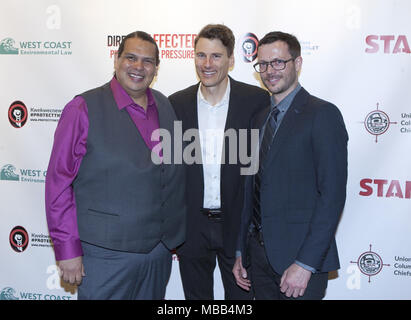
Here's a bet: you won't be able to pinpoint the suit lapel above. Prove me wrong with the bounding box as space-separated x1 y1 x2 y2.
184 83 205 201
255 105 272 134
179 83 204 170
182 84 200 130
221 78 246 183
263 88 310 167
224 77 238 132
155 92 171 132
221 78 237 175
152 90 177 163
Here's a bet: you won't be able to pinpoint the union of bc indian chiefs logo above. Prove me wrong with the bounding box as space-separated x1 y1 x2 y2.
362 103 397 143
350 244 390 282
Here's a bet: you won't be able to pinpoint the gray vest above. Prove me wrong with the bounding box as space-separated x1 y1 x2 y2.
73 82 186 253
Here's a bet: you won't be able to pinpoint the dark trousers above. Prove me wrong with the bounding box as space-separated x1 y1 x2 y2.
178 215 253 300
248 233 328 300
78 241 172 300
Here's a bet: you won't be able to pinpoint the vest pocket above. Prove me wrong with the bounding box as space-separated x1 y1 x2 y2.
82 208 121 245
87 208 119 217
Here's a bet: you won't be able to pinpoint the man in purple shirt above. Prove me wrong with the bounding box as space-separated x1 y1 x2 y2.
45 31 186 299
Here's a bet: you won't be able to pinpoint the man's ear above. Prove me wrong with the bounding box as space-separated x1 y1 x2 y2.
114 52 119 71
229 54 235 70
154 62 159 77
294 56 303 74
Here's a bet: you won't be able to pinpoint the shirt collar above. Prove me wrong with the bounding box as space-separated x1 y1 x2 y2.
271 82 302 113
110 76 155 111
198 77 231 108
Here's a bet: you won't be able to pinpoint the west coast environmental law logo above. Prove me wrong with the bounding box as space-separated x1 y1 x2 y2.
8 101 28 128
350 244 390 283
361 103 397 142
0 37 72 55
0 285 73 300
9 226 29 253
0 164 47 183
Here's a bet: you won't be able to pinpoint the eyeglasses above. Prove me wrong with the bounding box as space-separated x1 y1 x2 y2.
253 58 294 73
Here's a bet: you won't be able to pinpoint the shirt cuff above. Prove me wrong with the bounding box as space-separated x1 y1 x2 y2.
295 260 316 273
53 238 83 261
236 250 242 258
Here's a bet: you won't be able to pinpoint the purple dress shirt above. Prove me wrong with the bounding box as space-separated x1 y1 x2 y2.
45 77 161 261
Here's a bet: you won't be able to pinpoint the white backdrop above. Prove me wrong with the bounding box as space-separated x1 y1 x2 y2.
1 0 410 300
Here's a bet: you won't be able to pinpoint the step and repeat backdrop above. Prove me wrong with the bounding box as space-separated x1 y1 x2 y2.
1 0 410 300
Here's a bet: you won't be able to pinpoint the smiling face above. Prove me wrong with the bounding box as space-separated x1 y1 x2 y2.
114 37 158 102
194 37 234 90
257 40 302 103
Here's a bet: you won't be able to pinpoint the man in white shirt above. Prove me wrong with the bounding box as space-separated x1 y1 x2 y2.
169 24 270 300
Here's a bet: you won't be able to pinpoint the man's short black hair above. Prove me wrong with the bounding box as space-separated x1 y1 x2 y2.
117 31 160 65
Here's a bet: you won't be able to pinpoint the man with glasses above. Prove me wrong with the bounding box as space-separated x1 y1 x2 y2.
233 31 348 300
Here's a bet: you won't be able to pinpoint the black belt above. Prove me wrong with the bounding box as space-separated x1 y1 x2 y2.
249 225 265 246
201 208 223 221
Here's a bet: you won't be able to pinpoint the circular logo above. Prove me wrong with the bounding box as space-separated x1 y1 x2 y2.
9 226 29 253
8 101 28 128
357 251 383 276
364 110 390 136
241 33 259 63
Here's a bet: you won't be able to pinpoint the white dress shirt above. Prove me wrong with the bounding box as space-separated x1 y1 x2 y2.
197 78 230 209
